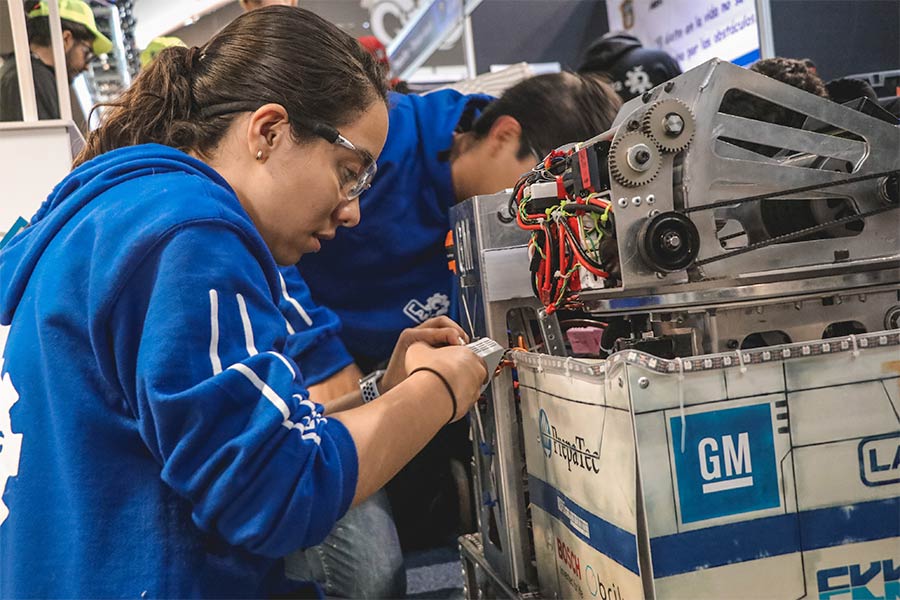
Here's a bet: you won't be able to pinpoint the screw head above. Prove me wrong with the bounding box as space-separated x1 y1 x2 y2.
662 231 683 250
627 143 654 171
638 377 650 388
618 197 628 208
663 113 685 136
646 194 656 204
632 196 642 206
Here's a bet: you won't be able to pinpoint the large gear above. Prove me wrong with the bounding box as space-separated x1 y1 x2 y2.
641 98 696 152
609 130 662 187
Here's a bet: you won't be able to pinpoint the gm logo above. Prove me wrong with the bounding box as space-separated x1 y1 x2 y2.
671 403 780 523
539 409 552 458
858 432 900 487
816 559 899 600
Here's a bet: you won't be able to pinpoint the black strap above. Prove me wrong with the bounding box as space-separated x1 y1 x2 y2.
409 367 457 426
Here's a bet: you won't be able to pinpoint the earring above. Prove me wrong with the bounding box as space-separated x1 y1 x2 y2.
255 150 263 161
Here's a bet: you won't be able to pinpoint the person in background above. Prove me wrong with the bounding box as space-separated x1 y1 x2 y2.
0 0 111 121
720 57 829 139
825 77 879 104
0 6 487 598
298 72 621 548
358 35 409 93
140 36 186 69
577 31 681 102
750 57 828 99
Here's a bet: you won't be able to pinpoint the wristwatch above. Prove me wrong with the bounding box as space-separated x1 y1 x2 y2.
359 369 387 404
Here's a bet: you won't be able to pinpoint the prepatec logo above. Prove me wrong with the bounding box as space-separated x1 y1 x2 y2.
537 409 600 474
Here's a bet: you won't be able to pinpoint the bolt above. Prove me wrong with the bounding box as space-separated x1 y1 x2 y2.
656 272 665 279
618 197 628 208
663 113 685 136
649 209 660 217
632 196 642 206
638 377 650 388
627 120 640 131
642 91 652 103
662 231 682 250
627 143 653 171
646 193 656 204
664 81 675 92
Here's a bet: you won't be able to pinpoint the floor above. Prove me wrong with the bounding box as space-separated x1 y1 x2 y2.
404 544 466 599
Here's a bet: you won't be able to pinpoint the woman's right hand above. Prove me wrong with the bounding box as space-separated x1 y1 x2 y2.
404 341 488 423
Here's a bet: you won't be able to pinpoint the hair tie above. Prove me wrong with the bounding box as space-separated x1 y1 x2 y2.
187 46 203 68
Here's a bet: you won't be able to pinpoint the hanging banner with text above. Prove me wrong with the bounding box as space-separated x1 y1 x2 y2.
607 0 764 72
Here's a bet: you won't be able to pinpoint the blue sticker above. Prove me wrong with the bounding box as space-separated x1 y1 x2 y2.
671 403 780 524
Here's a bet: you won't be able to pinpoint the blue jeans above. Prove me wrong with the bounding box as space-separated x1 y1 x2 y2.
285 489 406 598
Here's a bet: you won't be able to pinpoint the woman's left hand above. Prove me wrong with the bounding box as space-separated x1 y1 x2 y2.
380 316 469 393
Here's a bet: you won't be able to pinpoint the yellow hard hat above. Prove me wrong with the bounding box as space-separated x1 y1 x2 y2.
28 0 114 56
140 36 188 68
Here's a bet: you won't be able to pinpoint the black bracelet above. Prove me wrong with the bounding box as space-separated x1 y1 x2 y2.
409 367 457 426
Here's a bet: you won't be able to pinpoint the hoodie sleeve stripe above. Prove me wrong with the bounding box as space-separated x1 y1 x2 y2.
208 289 223 375
279 273 313 327
235 293 258 357
226 362 293 424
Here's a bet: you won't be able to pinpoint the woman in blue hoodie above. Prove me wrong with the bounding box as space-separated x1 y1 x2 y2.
0 6 486 598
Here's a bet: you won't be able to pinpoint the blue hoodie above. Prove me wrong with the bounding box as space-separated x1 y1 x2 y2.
299 90 493 365
0 144 358 598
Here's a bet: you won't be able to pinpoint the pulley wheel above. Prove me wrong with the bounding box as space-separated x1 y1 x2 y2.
638 212 700 272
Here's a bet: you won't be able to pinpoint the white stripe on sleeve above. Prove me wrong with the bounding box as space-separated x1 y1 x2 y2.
236 293 258 357
279 273 313 327
209 289 222 375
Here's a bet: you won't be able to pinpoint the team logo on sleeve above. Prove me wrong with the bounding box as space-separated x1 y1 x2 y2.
0 356 23 526
403 293 450 324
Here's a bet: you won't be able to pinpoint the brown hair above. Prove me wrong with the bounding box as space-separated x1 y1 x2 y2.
74 6 388 167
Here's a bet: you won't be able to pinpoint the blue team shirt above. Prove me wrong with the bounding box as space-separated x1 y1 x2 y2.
299 90 493 364
0 144 357 597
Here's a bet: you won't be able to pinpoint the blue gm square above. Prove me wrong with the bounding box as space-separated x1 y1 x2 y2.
670 403 780 524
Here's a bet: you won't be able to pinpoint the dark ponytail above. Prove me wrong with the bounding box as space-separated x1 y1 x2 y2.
74 6 388 167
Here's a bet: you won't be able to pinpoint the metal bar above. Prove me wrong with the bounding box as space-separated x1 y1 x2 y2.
46 0 73 122
462 15 476 79
716 113 867 165
538 309 567 356
685 168 898 213
755 0 775 59
458 534 523 600
7 0 38 121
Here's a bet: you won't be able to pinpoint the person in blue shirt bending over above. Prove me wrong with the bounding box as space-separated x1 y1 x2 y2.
0 6 486 598
298 70 622 548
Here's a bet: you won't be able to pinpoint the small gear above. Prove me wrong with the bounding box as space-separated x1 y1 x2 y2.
641 98 695 152
609 130 662 187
